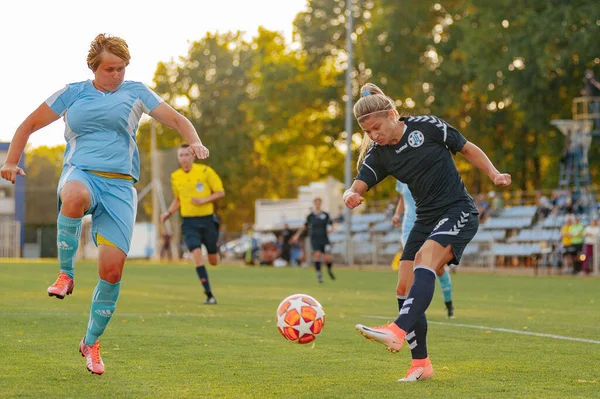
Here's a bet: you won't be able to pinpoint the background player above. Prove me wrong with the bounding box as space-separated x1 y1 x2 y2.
161 143 225 304
292 198 335 283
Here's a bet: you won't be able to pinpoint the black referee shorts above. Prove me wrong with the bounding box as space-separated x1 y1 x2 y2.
181 215 220 254
401 205 479 266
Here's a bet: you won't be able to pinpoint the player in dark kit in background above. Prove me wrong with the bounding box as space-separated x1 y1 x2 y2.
346 83 511 382
292 198 335 283
278 223 294 264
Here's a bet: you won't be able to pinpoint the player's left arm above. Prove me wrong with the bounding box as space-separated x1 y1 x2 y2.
149 102 209 160
460 142 511 187
326 213 335 234
433 117 511 187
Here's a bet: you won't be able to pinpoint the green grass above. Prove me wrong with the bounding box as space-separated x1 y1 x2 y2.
1 261 599 398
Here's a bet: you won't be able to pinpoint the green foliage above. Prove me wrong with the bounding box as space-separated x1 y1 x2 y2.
24 145 65 225
22 1 600 229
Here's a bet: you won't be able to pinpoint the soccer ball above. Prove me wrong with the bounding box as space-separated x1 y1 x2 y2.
276 294 325 344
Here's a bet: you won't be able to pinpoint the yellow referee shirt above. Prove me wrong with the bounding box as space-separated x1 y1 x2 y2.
171 164 224 217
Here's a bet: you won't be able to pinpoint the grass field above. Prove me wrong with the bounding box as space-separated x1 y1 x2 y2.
1 260 599 398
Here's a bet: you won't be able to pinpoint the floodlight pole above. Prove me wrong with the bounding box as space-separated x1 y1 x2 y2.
344 0 354 265
151 120 160 261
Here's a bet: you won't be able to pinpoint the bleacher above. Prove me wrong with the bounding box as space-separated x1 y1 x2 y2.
330 205 564 268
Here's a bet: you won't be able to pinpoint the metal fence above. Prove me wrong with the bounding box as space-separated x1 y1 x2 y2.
0 220 21 258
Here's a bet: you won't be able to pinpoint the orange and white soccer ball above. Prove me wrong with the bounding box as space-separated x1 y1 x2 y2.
276 294 325 344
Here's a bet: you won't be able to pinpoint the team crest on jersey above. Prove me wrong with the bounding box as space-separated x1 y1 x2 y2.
407 131 425 148
196 183 204 192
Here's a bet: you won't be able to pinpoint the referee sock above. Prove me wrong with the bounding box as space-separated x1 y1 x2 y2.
394 267 436 332
195 265 213 297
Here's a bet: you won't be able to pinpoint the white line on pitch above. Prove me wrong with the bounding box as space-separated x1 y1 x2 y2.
361 315 600 345
0 312 222 317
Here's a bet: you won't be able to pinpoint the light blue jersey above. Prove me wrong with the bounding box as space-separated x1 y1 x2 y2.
46 80 163 182
395 181 416 246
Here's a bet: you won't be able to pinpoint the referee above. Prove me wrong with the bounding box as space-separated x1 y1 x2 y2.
162 143 225 304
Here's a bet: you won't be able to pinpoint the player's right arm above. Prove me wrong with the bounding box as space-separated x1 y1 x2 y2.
292 214 312 243
343 180 368 209
392 195 405 227
161 173 181 223
1 103 60 183
344 146 388 209
161 197 181 223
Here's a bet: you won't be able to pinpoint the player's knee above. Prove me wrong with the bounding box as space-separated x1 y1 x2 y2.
60 185 90 215
99 266 123 284
208 254 219 265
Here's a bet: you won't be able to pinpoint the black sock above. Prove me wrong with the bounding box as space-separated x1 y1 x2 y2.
314 261 322 280
397 296 405 313
398 296 428 359
326 263 335 279
445 300 453 310
195 265 212 297
394 267 436 332
407 313 429 359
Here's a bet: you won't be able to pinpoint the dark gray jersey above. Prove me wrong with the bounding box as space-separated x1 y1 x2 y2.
356 115 477 223
305 211 332 241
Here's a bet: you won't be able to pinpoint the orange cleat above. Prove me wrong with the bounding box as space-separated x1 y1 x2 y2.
398 357 434 382
355 322 407 353
79 339 104 375
47 273 74 299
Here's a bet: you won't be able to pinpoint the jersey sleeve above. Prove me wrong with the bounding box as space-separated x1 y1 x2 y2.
206 166 224 193
431 116 467 154
355 146 388 189
45 84 81 116
395 180 406 194
304 214 311 228
136 83 164 114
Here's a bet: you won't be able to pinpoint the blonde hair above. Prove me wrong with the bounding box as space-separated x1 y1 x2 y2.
354 83 399 169
87 34 131 72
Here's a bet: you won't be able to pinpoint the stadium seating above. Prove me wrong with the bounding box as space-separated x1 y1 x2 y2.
381 230 402 243
508 229 561 242
328 205 574 267
497 205 538 218
483 217 533 230
492 243 543 257
471 229 506 243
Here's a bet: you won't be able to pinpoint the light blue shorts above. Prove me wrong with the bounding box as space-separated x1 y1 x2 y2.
57 166 137 255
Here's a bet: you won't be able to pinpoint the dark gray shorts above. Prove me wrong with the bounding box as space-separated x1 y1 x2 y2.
401 205 479 265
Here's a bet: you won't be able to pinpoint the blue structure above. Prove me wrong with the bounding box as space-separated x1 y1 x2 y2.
0 142 25 256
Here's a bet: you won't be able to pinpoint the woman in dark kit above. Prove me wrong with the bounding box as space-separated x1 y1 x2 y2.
345 83 511 382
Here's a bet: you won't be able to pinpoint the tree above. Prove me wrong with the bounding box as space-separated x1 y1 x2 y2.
24 145 64 225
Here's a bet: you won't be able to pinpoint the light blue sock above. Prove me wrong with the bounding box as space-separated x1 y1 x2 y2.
85 279 121 345
438 269 453 303
57 213 82 278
